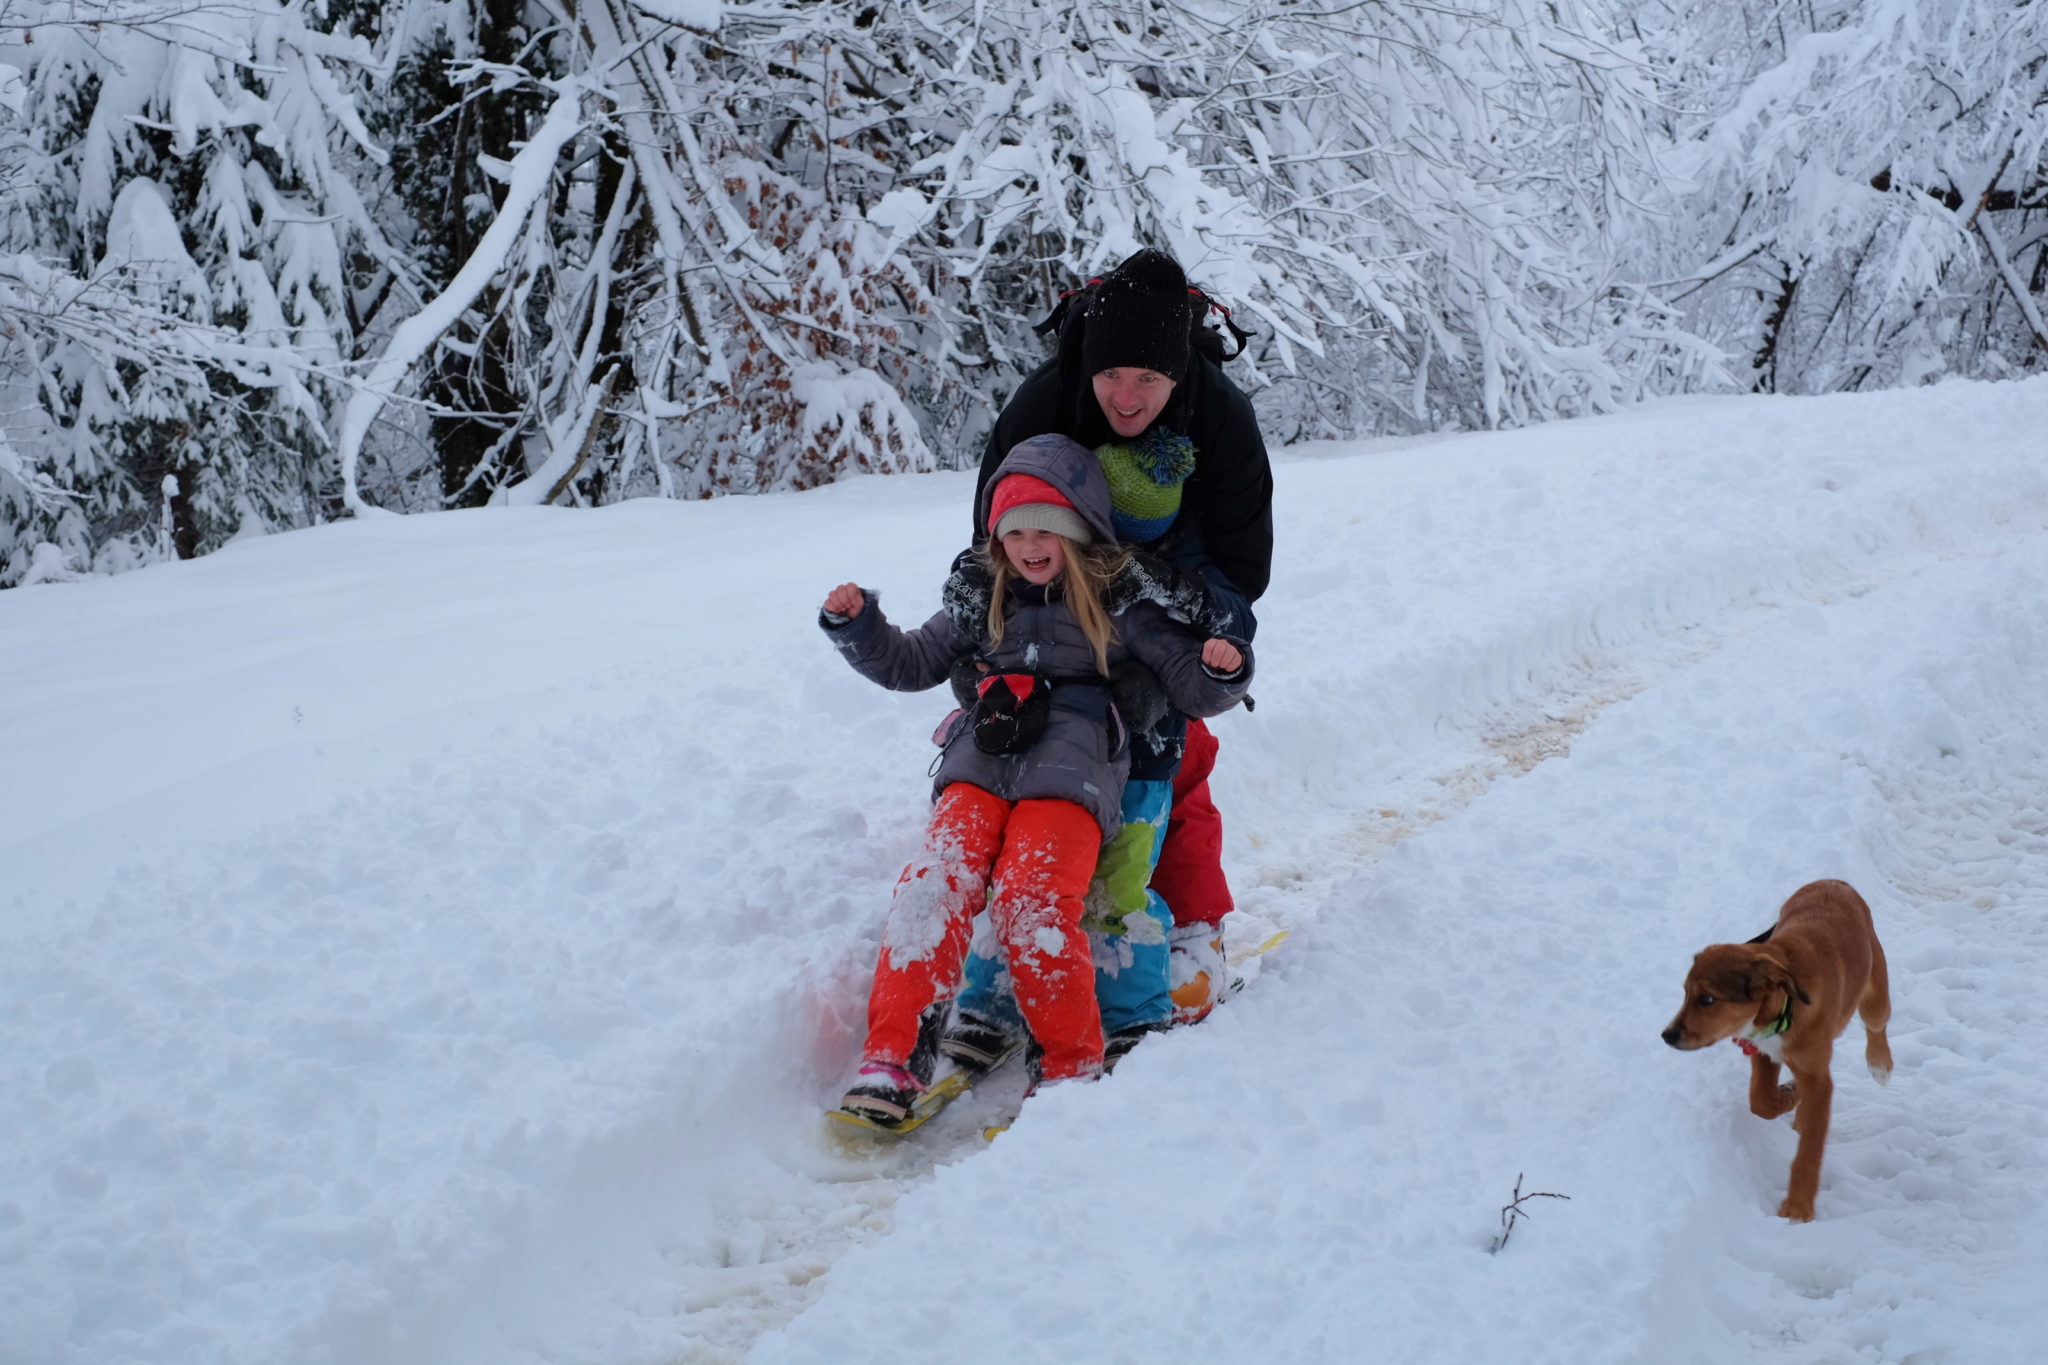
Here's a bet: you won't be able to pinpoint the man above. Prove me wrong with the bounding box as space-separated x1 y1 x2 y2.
977 248 1271 616
944 248 1274 1064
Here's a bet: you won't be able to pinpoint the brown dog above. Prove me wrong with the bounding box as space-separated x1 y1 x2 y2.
1661 879 1894 1222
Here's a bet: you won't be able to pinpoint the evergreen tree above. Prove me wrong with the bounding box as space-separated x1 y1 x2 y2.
0 2 372 584
1637 0 2048 392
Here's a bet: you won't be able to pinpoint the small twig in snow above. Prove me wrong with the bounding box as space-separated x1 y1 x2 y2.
1489 1172 1570 1254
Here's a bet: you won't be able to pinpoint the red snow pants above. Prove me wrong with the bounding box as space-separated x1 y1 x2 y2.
1149 718 1233 928
865 782 1106 1082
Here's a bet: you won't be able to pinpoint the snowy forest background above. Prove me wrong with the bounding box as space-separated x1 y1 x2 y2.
0 0 2043 587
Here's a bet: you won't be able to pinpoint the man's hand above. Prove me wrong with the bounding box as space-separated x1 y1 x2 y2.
823 583 866 618
1202 638 1243 673
942 550 994 634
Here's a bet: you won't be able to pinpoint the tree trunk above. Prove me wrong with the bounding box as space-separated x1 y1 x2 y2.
1751 262 1798 393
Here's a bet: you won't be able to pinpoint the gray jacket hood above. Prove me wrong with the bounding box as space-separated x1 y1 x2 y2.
974 434 1118 546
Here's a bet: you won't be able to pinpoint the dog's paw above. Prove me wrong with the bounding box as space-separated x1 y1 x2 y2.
1869 1063 1892 1085
1775 1197 1816 1223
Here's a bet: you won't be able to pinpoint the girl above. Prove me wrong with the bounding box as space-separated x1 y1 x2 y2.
820 433 1252 1127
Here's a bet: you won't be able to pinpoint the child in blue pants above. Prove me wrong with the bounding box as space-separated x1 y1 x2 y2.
945 776 1177 1070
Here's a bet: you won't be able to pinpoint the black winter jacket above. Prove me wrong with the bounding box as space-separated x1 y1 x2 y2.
972 322 1274 604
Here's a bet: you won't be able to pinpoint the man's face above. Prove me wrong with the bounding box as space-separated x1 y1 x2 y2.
1092 368 1176 438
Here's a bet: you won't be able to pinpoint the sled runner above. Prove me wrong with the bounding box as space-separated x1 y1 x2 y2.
1216 928 1290 1006
979 931 1292 1143
834 932 1289 1139
827 1038 1026 1137
1232 929 1289 968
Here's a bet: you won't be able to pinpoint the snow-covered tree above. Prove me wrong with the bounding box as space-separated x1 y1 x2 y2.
331 0 946 512
1640 0 2048 392
4 0 1728 579
0 1 374 584
606 0 944 499
25 0 2043 585
743 0 1713 443
330 0 1743 510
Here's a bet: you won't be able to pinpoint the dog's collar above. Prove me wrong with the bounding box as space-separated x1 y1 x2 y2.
1733 996 1795 1056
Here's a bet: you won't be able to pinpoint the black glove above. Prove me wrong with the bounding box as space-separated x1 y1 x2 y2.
1113 548 1215 634
948 655 983 710
1109 659 1169 735
941 547 993 637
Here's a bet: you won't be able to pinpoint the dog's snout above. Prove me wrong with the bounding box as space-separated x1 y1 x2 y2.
1660 1024 1683 1048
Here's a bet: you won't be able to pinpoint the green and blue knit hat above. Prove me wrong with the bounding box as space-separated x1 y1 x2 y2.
1095 429 1197 542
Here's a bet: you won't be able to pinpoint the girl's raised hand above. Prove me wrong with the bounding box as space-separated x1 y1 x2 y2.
823 583 866 618
1202 638 1243 673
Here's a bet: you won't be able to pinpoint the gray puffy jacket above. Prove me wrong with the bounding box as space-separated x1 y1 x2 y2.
824 435 1252 839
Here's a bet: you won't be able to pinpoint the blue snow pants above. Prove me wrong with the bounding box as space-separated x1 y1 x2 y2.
955 778 1175 1037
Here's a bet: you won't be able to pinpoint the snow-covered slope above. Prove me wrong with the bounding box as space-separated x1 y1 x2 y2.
5 379 2047 1365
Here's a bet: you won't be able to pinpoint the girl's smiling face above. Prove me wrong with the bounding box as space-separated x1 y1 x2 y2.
1001 527 1067 585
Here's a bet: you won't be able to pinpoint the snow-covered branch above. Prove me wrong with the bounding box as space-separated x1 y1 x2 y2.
335 82 583 514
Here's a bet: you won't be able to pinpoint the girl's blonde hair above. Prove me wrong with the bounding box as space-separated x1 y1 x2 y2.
981 535 1132 674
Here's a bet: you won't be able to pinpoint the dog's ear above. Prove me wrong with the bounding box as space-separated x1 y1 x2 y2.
1746 951 1810 1016
1761 951 1811 1005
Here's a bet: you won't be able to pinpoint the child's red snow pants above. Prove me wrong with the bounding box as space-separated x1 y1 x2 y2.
1149 718 1233 927
865 782 1106 1082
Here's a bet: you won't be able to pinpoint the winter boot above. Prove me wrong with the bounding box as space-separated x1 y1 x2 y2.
939 1008 1020 1073
839 1006 946 1128
1019 1036 1106 1100
1102 1021 1167 1072
1168 921 1236 1025
837 1062 927 1127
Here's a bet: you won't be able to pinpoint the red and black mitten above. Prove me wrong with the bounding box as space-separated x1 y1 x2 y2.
971 673 1052 755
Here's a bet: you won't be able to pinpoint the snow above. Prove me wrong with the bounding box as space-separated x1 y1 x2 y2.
631 0 723 32
7 376 2048 1365
100 179 209 312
